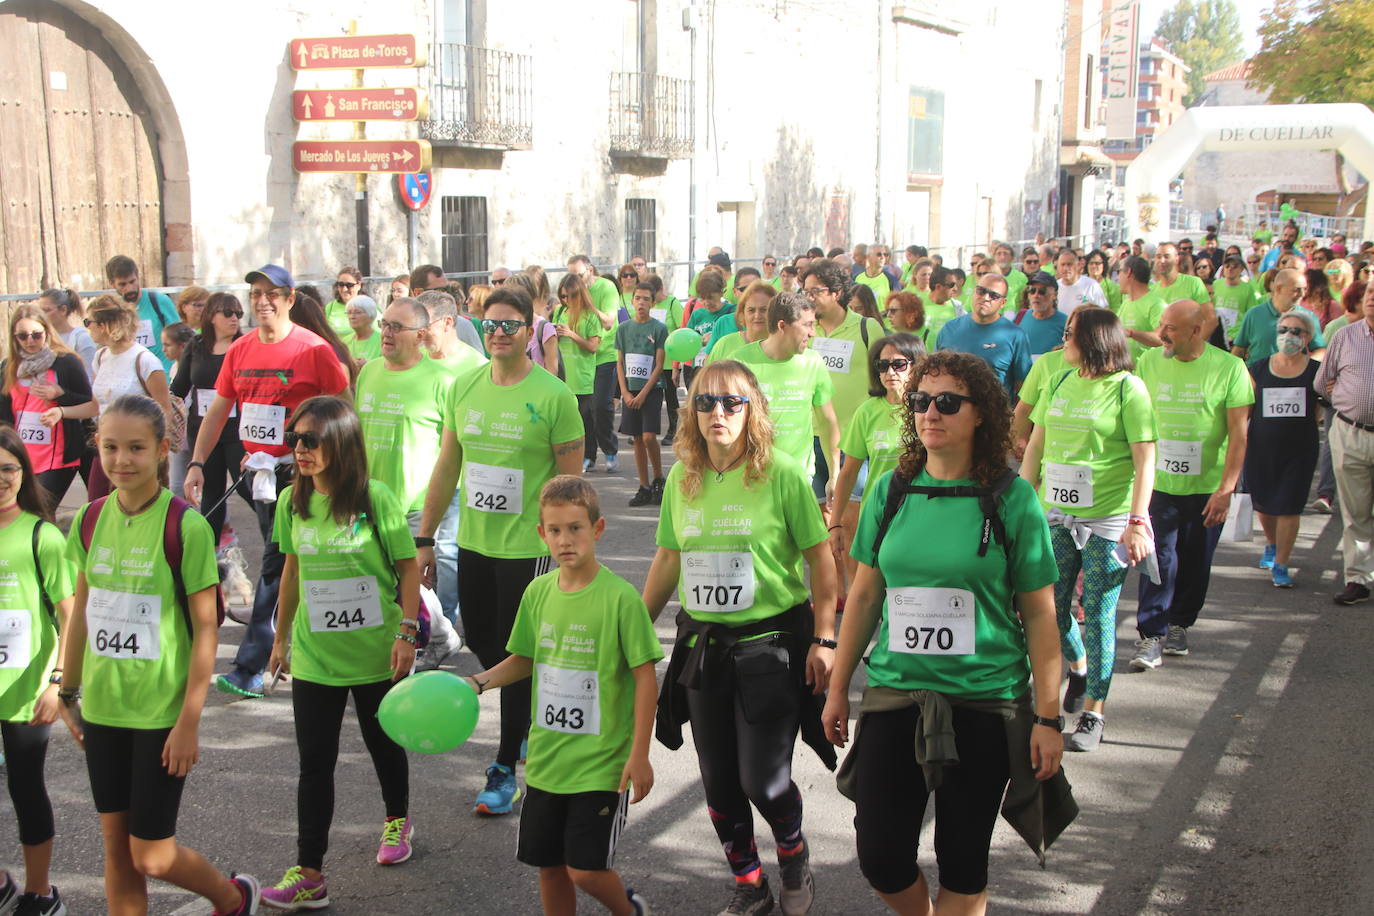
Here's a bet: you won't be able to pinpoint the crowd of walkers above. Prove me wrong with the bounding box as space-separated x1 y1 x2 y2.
0 222 1371 915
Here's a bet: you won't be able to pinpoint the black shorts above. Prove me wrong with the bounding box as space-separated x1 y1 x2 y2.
517 785 628 871
619 387 664 437
83 721 185 841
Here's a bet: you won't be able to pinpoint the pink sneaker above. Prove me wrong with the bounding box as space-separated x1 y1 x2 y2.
376 816 414 865
260 866 328 911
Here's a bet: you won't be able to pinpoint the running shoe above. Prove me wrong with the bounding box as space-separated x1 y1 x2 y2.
627 888 652 916
260 867 327 911
414 631 460 671
376 816 414 865
778 839 814 916
218 874 261 916
474 763 521 815
519 736 528 762
660 431 675 447
1311 495 1334 514
216 668 265 699
1335 582 1370 606
1064 713 1104 752
650 477 666 505
1163 625 1189 657
0 871 19 916
718 877 774 915
582 458 595 473
606 454 620 473
629 486 653 507
1257 544 1276 569
1129 636 1164 671
15 887 66 916
1062 671 1087 715
1272 564 1295 589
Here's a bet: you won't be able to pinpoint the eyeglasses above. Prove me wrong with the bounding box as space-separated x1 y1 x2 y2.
1276 326 1308 337
481 318 528 336
763 260 777 267
249 289 288 302
492 277 508 285
803 287 833 300
285 430 321 450
1025 257 1040 264
1027 287 1050 295
875 357 912 373
1062 329 1075 341
335 281 358 290
0 465 21 478
884 307 908 317
14 331 45 342
906 390 976 415
378 318 425 334
692 393 750 414
975 286 1007 302
82 317 116 327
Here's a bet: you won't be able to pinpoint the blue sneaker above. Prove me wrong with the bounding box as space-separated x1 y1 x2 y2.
216 668 265 699
474 763 520 815
1272 564 1295 588
1257 544 1276 569
519 736 528 762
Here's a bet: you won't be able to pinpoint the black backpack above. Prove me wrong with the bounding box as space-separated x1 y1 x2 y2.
871 466 1019 568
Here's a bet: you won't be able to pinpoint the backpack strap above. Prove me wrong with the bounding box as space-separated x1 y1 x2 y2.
870 470 913 559
31 519 55 625
79 496 109 553
163 495 226 629
859 314 870 349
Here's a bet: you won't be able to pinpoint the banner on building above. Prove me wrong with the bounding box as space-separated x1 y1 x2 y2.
1103 0 1140 140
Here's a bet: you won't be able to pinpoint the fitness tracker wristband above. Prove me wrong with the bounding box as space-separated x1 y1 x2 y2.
414 536 435 548
811 636 838 649
1032 714 1064 730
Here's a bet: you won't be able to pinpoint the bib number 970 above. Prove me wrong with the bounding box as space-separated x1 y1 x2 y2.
903 625 955 652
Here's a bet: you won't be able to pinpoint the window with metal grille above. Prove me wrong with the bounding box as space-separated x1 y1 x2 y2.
625 198 656 262
441 196 488 281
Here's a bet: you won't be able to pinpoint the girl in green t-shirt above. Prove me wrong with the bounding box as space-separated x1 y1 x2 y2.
262 395 420 910
0 426 77 916
554 274 609 470
61 394 259 916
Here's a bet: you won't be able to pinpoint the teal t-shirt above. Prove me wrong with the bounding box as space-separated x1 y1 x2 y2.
356 357 460 513
0 515 74 723
735 341 833 476
1232 301 1326 362
614 317 669 392
684 301 733 366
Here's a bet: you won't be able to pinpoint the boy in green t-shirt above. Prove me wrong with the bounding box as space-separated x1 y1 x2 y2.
465 476 661 916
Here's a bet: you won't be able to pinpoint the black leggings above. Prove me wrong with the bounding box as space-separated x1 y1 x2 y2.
457 549 552 768
2 721 54 846
36 467 79 506
662 377 679 435
292 678 408 871
199 439 252 544
684 638 805 879
853 705 1010 896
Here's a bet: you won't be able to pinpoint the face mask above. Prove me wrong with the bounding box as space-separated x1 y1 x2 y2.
1275 332 1304 355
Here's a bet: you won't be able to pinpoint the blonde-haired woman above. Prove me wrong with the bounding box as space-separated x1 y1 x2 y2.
643 360 838 916
1320 259 1354 327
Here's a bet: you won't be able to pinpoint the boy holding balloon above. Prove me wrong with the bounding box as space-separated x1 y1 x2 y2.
465 475 662 916
615 282 670 507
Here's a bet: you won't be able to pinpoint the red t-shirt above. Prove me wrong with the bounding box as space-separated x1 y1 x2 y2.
214 325 349 456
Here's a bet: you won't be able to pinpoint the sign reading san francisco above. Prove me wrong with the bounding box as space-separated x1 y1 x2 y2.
290 35 425 70
292 88 427 121
292 140 433 174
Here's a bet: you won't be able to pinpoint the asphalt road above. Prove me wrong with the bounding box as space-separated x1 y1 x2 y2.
5 459 1371 915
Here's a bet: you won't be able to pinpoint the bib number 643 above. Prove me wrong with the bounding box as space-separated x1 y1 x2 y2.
543 704 586 731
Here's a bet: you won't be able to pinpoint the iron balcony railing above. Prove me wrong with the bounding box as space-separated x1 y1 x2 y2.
419 43 533 150
609 72 694 159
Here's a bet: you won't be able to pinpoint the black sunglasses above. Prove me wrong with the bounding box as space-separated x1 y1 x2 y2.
975 286 1007 302
906 390 976 415
693 393 750 414
335 281 358 289
875 357 912 373
285 430 321 450
216 308 244 318
14 331 45 342
481 318 528 336
620 273 637 279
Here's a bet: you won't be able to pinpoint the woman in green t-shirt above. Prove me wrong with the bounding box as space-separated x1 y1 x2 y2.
643 360 837 916
553 274 606 470
343 295 381 369
1087 249 1122 313
262 395 420 909
0 426 77 916
1021 308 1157 752
822 352 1064 915
61 395 259 916
707 280 773 364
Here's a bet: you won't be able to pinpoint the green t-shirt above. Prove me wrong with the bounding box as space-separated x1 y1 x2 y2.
1031 370 1157 517
851 470 1058 699
66 491 218 729
1212 279 1261 343
445 364 583 558
684 301 733 366
1002 270 1028 316
706 330 749 364
735 342 833 476
1325 313 1353 337
1018 348 1068 411
1100 277 1123 313
1136 345 1254 496
652 296 684 331
0 515 74 723
275 481 415 687
344 330 382 364
1232 301 1327 362
1118 291 1166 361
814 310 885 438
615 317 669 392
588 277 621 366
854 271 894 304
357 357 459 513
1254 229 1274 245
1152 273 1211 306
656 455 828 627
839 396 905 508
552 306 604 396
325 300 352 337
923 301 965 341
430 343 488 379
709 310 744 351
507 565 664 794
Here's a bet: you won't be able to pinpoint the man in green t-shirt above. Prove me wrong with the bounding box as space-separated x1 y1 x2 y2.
567 255 621 472
1117 256 1165 360
1230 268 1327 363
1211 255 1261 344
1134 299 1253 670
1152 243 1211 308
853 248 896 304
616 284 670 506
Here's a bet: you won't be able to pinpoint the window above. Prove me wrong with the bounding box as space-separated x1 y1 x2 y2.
907 87 945 177
625 198 656 262
440 196 488 281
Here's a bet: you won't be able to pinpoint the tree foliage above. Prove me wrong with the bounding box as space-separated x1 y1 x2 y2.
1153 0 1245 106
1249 0 1374 107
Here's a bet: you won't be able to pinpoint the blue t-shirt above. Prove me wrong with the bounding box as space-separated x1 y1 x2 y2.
1018 310 1068 357
137 289 180 371
935 314 1033 393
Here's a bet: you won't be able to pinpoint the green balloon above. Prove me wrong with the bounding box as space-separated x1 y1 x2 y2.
378 671 479 754
665 327 704 363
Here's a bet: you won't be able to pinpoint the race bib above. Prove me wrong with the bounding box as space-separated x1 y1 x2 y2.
0 609 31 669
17 411 50 445
1216 307 1238 339
1262 387 1306 419
625 352 654 381
1045 462 1094 509
682 552 755 613
650 308 667 324
197 389 236 418
812 337 855 373
86 588 161 661
304 576 384 633
536 663 600 736
239 401 285 446
134 319 154 348
1157 439 1202 476
693 347 708 368
887 587 975 655
466 462 522 514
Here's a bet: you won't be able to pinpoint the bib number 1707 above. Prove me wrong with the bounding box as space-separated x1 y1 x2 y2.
689 584 743 608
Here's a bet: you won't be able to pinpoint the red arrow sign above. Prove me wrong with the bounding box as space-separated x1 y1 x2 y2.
290 35 425 70
293 140 433 174
292 88 427 121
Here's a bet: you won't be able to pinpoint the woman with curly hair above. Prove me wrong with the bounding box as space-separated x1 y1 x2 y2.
822 351 1067 916
643 360 838 916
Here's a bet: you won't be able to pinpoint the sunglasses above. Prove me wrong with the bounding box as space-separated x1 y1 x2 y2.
1276 326 1308 337
875 357 913 373
335 281 358 290
481 318 528 336
763 261 777 267
216 308 244 318
620 273 637 279
906 390 976 415
975 286 1007 302
285 430 321 450
693 393 750 414
14 331 45 342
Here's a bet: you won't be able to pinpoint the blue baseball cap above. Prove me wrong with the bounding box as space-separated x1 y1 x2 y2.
1028 270 1059 291
244 264 295 288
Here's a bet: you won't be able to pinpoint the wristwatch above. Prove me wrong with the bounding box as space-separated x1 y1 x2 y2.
414 536 435 548
1032 714 1064 730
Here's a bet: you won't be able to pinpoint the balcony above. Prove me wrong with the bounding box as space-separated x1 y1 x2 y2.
609 73 694 160
419 43 533 151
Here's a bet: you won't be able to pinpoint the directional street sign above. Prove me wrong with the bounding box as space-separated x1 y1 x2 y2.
292 88 427 121
293 140 433 174
290 35 425 70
